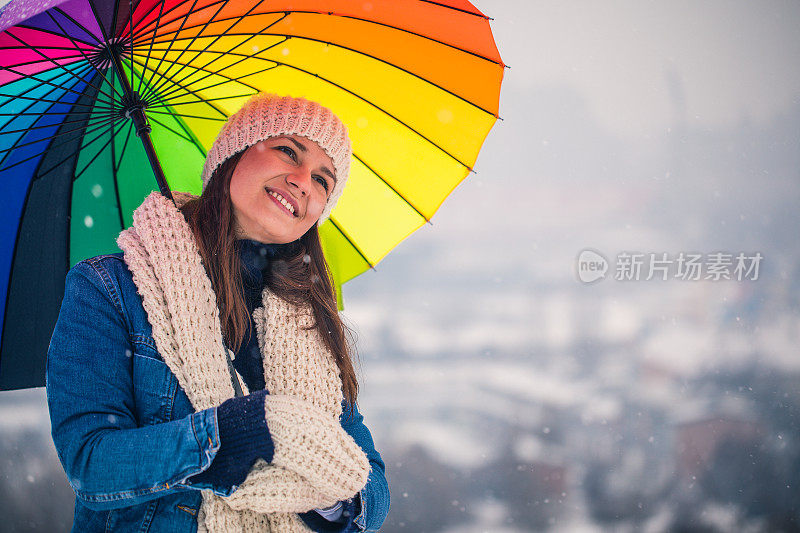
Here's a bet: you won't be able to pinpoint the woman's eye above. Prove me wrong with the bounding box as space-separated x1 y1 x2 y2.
276 145 297 160
314 175 329 191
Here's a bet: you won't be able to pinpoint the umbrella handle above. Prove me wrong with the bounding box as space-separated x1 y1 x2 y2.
125 104 173 203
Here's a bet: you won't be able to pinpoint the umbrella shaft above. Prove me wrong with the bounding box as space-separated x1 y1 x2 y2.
109 50 173 202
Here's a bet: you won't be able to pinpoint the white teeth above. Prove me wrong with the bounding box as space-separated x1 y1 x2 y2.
268 190 295 214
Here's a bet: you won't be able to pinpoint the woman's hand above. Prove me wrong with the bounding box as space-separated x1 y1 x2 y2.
222 394 369 513
188 389 273 490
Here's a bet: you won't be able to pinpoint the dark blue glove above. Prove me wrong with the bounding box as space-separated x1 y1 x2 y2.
188 389 274 490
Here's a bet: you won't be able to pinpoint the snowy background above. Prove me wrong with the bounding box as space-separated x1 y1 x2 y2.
2 0 800 531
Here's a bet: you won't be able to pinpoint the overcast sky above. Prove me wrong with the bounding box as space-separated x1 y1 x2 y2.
484 0 800 137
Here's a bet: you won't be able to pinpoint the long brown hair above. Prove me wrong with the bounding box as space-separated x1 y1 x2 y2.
178 150 360 412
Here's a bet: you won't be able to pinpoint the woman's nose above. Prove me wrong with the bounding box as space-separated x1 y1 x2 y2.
286 167 313 196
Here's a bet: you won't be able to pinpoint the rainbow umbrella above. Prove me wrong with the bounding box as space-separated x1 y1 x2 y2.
0 0 505 390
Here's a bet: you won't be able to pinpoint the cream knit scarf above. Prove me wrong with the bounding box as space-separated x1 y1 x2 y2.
116 191 368 532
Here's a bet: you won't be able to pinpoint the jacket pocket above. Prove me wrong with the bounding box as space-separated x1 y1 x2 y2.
132 352 175 425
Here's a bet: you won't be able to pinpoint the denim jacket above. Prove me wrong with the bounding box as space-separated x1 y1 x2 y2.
46 253 390 532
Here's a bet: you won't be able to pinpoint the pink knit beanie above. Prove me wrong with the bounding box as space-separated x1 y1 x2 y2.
201 93 351 225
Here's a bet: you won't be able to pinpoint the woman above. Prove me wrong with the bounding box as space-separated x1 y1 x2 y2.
46 93 390 532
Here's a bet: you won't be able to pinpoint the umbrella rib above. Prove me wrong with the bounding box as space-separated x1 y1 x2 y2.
9 23 98 48
108 111 122 228
129 0 182 37
0 113 119 137
145 113 194 142
1 35 109 101
150 61 280 105
327 217 376 271
122 58 153 100
0 82 83 168
145 35 287 104
109 117 125 230
72 119 125 181
146 13 288 101
144 93 255 110
138 0 209 103
283 60 475 171
129 0 135 93
0 63 101 134
0 97 117 120
3 29 121 102
149 104 209 159
0 107 116 117
0 113 118 172
143 0 273 102
126 56 232 118
44 10 122 100
145 109 226 121
110 0 122 43
0 44 87 51
114 119 134 173
0 111 118 157
419 0 490 19
308 33 498 117
86 0 112 44
0 63 121 113
136 0 168 96
0 53 88 70
0 64 115 135
29 101 114 183
49 7 107 47
0 87 117 114
132 0 226 43
352 152 431 223
134 10 503 67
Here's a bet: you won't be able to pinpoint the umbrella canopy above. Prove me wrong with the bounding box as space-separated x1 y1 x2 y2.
0 0 505 390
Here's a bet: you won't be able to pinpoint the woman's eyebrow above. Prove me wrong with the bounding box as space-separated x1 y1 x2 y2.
286 137 337 185
287 137 307 153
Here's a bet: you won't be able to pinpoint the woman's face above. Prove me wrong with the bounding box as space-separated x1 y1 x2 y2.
229 135 336 244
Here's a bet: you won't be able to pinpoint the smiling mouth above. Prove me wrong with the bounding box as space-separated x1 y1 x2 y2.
265 188 297 217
